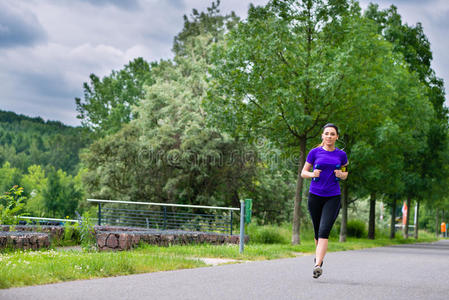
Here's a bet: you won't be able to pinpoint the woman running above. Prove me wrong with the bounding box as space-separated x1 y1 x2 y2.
301 123 348 278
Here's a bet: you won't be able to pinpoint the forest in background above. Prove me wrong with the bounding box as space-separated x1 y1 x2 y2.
1 0 449 244
0 109 89 218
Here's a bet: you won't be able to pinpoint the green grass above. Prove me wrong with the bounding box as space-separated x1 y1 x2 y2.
0 249 206 289
0 229 439 289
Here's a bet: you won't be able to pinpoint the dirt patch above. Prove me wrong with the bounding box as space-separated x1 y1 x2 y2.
196 258 250 266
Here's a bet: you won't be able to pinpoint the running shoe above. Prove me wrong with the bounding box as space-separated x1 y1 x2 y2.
313 264 323 278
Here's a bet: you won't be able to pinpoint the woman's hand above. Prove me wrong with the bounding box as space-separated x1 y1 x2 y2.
301 162 320 179
334 169 343 178
334 167 348 180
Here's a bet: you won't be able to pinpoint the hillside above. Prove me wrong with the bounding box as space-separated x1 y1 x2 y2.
0 110 90 174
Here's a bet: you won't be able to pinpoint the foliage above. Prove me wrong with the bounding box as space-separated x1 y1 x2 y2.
75 57 155 137
0 162 22 195
20 165 47 216
61 221 81 246
247 223 289 244
364 3 448 239
0 110 89 175
81 3 276 213
42 169 83 218
344 219 366 238
205 0 424 243
0 186 27 225
173 0 239 57
79 212 96 252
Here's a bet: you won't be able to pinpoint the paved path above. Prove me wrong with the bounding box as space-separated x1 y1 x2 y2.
1 240 449 300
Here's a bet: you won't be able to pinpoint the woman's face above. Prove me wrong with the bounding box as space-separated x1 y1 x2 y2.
322 127 338 147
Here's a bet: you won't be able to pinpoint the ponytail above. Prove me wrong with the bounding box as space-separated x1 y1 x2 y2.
315 140 325 148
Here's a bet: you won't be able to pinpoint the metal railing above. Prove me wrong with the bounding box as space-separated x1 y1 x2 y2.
87 199 240 235
20 216 79 223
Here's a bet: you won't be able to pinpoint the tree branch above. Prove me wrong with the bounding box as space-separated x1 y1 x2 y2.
276 51 300 77
277 99 301 139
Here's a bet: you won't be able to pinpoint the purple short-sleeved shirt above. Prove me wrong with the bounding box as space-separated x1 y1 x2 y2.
306 146 348 197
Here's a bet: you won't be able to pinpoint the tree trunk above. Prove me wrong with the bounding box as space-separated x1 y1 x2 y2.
292 137 307 245
404 196 411 239
339 183 348 242
368 192 376 239
390 198 396 239
414 200 420 239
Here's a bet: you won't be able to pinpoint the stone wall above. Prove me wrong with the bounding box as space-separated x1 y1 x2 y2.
97 230 249 251
0 225 64 240
0 232 50 250
1 224 249 251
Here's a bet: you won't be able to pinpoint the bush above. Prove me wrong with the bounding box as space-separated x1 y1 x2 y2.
346 219 366 238
247 224 289 244
63 222 80 244
79 212 96 251
0 186 27 225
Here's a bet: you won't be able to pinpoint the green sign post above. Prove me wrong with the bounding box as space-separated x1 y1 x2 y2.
245 199 252 224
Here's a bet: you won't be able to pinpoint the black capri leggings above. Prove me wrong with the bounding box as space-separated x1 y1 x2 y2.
308 193 341 240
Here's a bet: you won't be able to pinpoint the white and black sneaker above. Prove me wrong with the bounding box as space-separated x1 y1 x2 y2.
312 259 323 279
312 264 323 278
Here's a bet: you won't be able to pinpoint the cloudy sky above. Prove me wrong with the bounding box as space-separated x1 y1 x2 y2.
1 0 448 126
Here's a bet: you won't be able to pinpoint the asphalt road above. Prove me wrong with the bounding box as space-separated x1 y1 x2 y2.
1 240 448 300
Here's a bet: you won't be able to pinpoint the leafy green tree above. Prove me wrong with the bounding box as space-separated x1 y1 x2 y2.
81 4 288 219
73 167 89 214
20 165 47 216
0 186 27 225
0 162 22 194
43 169 82 218
82 33 259 208
134 51 260 207
173 0 239 57
365 4 448 239
43 169 62 217
75 57 155 137
205 0 414 244
81 124 149 202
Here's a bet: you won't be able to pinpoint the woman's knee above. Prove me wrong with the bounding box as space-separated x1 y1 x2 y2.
318 230 331 239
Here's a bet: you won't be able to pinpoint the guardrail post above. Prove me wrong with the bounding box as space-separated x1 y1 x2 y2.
98 203 102 226
239 200 245 254
163 206 167 230
230 211 233 235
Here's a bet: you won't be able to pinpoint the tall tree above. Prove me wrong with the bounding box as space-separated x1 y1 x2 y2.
366 4 448 239
82 3 283 218
42 168 82 218
206 0 413 244
173 0 239 57
20 165 47 216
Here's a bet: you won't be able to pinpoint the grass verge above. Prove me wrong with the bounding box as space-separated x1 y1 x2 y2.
0 249 206 289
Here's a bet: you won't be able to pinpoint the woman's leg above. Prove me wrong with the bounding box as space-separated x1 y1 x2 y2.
315 195 341 266
315 238 328 266
308 193 324 244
